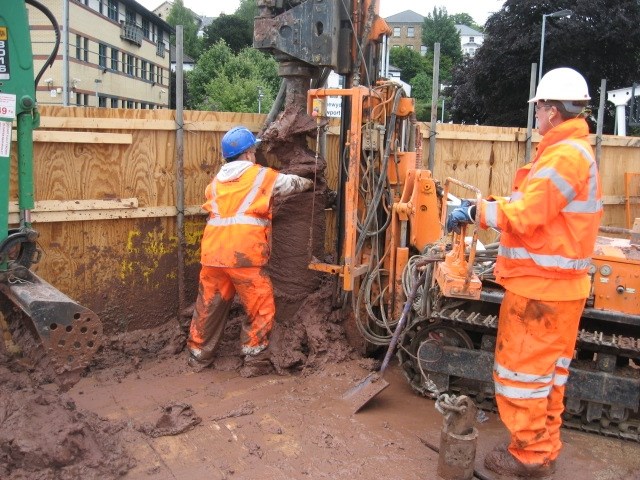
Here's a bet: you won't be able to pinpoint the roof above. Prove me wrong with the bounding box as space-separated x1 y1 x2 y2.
169 44 195 63
455 24 483 36
385 10 425 24
126 0 174 33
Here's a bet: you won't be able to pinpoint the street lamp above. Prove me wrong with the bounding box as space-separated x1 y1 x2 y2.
257 86 264 114
538 9 573 84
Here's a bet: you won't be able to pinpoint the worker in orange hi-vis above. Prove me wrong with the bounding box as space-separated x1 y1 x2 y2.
187 126 313 377
446 67 603 478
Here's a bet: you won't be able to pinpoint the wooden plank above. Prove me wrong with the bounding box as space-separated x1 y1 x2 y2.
423 129 520 142
602 195 640 205
9 198 138 213
38 117 264 132
515 131 640 148
11 130 132 144
8 205 205 224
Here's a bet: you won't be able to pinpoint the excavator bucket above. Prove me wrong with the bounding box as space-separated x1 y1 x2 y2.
0 269 102 378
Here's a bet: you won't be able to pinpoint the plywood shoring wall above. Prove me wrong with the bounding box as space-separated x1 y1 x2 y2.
8 107 640 305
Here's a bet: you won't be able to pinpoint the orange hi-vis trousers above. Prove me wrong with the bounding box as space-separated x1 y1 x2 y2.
187 265 276 364
494 290 584 466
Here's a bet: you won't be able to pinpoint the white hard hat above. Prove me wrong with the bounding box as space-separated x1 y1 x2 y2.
528 67 591 103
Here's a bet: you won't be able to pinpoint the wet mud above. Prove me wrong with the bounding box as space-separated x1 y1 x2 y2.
0 350 134 480
137 402 202 438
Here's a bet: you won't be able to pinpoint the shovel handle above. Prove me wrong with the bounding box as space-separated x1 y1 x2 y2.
379 270 427 374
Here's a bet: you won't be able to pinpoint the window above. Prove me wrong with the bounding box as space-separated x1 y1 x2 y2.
421 45 427 55
156 30 165 57
75 36 89 62
407 27 415 38
107 0 118 21
406 45 413 50
125 7 136 24
111 97 118 108
469 36 475 43
127 100 134 109
98 43 107 68
121 52 127 72
76 93 88 106
110 48 119 70
149 64 155 83
142 18 150 39
140 60 148 81
126 54 134 75
98 96 107 108
75 35 88 61
393 27 400 37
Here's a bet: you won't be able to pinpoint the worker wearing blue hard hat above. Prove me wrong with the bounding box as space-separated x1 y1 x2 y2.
187 126 313 377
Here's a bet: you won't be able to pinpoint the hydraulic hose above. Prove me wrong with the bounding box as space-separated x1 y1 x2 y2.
26 0 60 89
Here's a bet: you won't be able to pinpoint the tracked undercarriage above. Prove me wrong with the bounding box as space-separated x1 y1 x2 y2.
396 231 640 442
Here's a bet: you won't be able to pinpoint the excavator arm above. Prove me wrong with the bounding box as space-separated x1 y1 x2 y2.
0 0 102 384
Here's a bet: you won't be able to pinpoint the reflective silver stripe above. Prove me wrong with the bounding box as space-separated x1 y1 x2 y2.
208 168 270 227
553 374 568 386
533 167 575 204
207 215 269 227
494 361 553 384
484 200 498 228
556 357 572 369
557 140 603 215
237 168 268 215
495 383 551 399
498 246 591 271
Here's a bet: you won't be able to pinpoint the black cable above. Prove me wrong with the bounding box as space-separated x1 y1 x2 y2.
26 0 60 90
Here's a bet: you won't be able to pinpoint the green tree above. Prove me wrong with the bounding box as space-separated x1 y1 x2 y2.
202 14 253 53
186 41 234 108
449 0 640 129
450 13 483 32
422 7 462 63
166 0 202 60
389 47 429 83
235 0 258 26
186 40 278 112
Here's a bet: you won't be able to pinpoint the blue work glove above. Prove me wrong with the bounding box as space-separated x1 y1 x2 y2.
446 200 476 234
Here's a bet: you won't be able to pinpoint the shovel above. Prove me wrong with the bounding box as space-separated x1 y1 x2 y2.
342 270 427 414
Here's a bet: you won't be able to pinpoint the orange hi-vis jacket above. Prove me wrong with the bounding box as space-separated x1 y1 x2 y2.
479 118 603 299
200 164 279 268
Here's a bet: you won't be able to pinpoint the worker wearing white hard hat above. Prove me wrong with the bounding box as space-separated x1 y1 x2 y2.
447 67 603 477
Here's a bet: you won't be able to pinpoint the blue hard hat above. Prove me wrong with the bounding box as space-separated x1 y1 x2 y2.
221 126 261 159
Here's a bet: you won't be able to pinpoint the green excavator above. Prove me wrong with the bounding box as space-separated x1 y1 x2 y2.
0 0 102 383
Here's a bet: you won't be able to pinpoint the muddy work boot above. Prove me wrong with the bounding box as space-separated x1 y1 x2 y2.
484 446 555 478
187 349 212 372
239 347 273 378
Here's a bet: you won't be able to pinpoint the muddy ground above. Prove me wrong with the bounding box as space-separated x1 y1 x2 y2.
2 294 640 480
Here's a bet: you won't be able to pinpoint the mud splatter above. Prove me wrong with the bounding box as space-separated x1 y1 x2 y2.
137 402 202 438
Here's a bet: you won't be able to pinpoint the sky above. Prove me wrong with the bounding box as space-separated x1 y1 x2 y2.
137 0 506 26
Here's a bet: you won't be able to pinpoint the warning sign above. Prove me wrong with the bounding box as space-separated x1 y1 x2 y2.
0 93 16 119
0 121 12 158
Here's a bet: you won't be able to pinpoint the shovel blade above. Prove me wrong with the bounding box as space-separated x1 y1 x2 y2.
342 372 390 414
